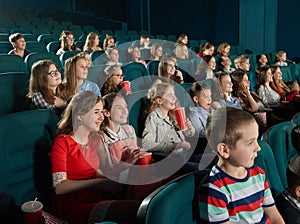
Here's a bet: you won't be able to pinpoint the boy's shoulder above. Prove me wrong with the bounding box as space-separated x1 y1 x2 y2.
209 165 265 183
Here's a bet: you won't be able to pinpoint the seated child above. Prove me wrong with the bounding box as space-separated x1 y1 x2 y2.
142 83 195 162
187 82 214 139
198 107 284 223
275 156 300 223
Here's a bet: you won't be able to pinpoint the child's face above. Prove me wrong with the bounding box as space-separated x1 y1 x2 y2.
14 37 26 50
108 96 128 124
158 86 177 111
194 89 211 110
75 58 88 81
108 49 119 62
240 59 250 71
227 121 260 168
47 63 62 88
110 67 123 86
208 57 216 70
80 101 104 132
220 74 233 94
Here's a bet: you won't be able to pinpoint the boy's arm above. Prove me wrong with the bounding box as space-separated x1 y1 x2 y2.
263 205 285 224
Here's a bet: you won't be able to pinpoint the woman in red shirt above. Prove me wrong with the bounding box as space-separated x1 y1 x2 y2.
50 90 140 224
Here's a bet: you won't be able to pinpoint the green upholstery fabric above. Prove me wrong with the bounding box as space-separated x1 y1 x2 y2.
125 89 148 139
87 64 107 88
0 54 28 74
261 121 298 188
0 110 58 209
174 83 194 107
254 140 285 197
136 172 201 224
24 52 62 75
59 50 81 67
90 50 105 65
46 41 60 53
292 112 300 125
0 72 28 117
37 34 59 45
121 62 151 92
26 41 47 53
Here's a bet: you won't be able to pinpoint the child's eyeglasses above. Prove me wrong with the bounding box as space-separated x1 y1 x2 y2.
48 69 61 77
66 37 75 41
112 74 124 78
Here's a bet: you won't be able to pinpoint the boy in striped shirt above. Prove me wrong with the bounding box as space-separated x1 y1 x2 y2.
198 107 284 223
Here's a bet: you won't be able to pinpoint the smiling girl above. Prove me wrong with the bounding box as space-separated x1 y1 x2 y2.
142 83 195 161
28 60 67 116
63 53 101 101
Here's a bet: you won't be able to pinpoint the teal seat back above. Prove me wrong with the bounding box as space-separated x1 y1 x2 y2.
37 34 59 45
261 121 298 188
280 66 293 81
255 140 285 197
125 89 148 139
146 60 160 82
90 50 106 66
26 41 47 53
122 62 151 92
46 41 60 53
87 64 107 88
0 110 59 208
137 172 199 224
0 54 28 74
24 52 62 74
175 83 194 107
0 72 29 117
0 41 13 54
59 50 81 67
177 59 194 77
292 112 300 125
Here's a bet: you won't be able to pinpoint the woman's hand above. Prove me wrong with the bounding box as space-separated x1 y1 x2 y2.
54 97 66 108
122 147 147 164
183 119 193 136
174 141 191 150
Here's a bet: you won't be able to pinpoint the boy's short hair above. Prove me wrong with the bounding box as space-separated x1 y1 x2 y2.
206 107 256 151
291 125 300 153
9 33 24 44
287 156 300 196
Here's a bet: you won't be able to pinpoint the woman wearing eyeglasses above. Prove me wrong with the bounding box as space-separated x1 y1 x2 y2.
100 65 124 96
28 60 68 117
56 30 81 56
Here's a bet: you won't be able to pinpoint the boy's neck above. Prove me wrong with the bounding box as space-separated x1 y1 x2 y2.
218 159 248 179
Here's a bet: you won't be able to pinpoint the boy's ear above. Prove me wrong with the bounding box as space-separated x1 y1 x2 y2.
295 186 300 198
193 96 199 104
217 143 230 159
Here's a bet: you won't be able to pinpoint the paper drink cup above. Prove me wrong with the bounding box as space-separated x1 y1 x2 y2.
139 152 152 165
281 100 290 108
21 200 43 224
174 107 187 130
120 81 131 94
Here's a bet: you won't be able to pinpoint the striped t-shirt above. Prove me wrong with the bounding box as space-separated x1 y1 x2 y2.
198 165 275 224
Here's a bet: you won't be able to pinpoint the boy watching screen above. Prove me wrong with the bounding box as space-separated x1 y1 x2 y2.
199 107 284 223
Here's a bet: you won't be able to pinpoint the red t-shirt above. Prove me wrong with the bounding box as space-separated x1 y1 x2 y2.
51 134 100 180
